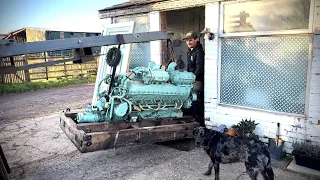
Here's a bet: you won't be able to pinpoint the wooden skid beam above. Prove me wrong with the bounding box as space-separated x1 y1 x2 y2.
59 113 86 151
70 116 194 133
60 113 198 153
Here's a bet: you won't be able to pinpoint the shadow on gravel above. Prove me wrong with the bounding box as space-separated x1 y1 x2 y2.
156 138 196 152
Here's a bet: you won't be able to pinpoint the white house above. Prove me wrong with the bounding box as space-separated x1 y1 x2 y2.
98 0 320 153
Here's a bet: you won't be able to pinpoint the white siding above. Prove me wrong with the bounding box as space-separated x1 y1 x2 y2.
204 0 320 153
149 11 162 65
307 0 320 144
204 2 220 124
92 18 112 105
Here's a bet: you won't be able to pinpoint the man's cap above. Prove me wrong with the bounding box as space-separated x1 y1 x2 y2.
183 31 197 40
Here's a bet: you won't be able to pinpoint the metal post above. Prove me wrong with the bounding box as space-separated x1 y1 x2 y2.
24 55 30 82
63 56 67 78
44 53 48 80
80 63 83 76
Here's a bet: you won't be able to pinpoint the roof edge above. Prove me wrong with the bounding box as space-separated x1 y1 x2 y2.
99 0 168 12
4 28 26 39
4 27 101 39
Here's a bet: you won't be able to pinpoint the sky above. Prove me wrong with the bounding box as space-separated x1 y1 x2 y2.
0 0 126 34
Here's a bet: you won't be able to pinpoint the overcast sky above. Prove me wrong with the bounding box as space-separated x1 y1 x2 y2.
0 0 125 34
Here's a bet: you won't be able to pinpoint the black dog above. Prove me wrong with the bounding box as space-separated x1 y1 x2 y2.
194 127 274 180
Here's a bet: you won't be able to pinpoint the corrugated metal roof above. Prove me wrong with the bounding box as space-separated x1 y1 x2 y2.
99 0 168 11
25 27 100 33
4 27 100 39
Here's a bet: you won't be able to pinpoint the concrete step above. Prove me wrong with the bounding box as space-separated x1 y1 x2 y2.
287 158 320 178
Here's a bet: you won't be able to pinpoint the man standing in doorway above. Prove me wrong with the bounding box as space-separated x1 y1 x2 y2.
183 31 205 127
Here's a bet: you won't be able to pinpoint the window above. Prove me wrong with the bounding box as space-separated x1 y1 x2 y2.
114 15 151 69
222 0 312 35
219 0 313 115
46 31 63 56
220 35 310 114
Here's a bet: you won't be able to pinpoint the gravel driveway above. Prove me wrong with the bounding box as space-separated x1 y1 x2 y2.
0 83 94 123
0 84 317 180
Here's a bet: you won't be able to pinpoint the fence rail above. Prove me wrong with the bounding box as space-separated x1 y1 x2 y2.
0 54 99 83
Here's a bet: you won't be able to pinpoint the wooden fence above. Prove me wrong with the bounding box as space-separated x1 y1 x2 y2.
0 53 99 83
0 56 28 83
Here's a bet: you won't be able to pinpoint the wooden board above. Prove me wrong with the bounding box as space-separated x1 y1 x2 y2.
60 112 198 153
92 21 135 106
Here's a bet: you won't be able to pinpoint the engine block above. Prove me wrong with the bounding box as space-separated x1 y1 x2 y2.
77 62 197 123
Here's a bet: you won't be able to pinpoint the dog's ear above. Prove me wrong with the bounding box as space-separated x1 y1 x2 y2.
199 127 206 137
193 127 198 136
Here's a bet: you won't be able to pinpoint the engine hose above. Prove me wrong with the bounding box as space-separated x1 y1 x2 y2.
133 105 142 111
146 103 155 110
120 67 149 90
97 75 110 98
155 102 161 111
172 102 183 111
111 87 126 98
105 107 110 120
146 102 161 111
109 97 115 120
173 102 178 109
160 103 167 110
139 104 147 111
139 102 170 111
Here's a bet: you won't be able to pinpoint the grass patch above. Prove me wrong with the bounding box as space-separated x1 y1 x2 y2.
0 76 96 94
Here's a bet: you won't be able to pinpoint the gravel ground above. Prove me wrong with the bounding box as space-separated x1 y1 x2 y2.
0 84 318 180
0 83 94 123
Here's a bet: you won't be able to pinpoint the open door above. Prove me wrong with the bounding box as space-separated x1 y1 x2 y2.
92 21 135 106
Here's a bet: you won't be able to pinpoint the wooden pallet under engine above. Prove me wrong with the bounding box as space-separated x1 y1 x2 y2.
59 110 199 153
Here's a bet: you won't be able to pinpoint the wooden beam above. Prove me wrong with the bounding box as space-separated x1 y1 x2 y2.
23 55 30 82
14 72 24 82
0 31 173 58
0 57 81 74
84 122 197 152
59 114 86 151
60 112 198 153
0 39 15 46
74 117 193 133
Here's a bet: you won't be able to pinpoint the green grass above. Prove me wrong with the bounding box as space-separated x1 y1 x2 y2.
0 76 96 94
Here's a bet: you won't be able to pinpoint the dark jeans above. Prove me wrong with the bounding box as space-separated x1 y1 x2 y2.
183 90 205 127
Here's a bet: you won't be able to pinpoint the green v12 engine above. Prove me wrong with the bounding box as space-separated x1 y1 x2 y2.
76 62 197 123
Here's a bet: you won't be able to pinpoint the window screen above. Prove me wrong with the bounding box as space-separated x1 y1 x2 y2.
220 35 310 114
